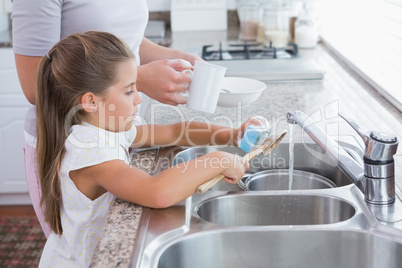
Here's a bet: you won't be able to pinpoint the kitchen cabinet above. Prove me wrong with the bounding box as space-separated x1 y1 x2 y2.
0 48 32 205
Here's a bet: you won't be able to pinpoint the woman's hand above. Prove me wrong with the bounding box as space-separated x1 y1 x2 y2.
136 38 204 106
136 59 194 106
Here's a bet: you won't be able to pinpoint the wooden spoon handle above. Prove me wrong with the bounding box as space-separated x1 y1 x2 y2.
196 174 226 194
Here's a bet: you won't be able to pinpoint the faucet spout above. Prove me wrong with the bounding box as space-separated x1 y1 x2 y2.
286 110 366 193
287 110 398 205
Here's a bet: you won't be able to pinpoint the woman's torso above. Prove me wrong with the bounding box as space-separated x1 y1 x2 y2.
12 0 149 138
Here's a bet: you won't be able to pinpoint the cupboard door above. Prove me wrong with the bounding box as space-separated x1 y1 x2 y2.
0 105 29 193
0 50 32 204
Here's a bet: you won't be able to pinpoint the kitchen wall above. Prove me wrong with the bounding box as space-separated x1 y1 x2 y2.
146 0 237 12
1 0 11 12
0 0 12 31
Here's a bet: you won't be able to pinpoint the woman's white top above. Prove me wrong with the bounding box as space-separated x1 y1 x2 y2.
12 0 148 62
12 0 149 142
39 122 136 267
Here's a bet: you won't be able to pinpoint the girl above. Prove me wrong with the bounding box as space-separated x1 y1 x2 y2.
36 31 256 266
13 0 200 239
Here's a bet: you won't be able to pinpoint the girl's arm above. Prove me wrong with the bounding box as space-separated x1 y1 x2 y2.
70 151 248 208
133 121 238 148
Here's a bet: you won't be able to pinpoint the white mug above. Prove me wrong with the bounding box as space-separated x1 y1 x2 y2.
184 61 227 113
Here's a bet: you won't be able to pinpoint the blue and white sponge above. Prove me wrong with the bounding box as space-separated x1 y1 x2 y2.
238 125 271 153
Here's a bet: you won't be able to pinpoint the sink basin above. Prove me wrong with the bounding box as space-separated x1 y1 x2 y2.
196 194 355 226
172 142 354 191
157 230 402 268
243 169 336 191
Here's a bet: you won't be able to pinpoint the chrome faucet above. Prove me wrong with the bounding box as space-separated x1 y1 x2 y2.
287 110 399 205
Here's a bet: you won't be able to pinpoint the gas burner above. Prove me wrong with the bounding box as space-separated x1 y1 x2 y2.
202 41 298 61
207 51 233 60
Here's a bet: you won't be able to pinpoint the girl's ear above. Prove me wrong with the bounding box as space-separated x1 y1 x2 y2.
81 92 98 112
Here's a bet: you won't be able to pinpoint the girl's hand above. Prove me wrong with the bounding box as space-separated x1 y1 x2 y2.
234 115 270 147
220 153 250 184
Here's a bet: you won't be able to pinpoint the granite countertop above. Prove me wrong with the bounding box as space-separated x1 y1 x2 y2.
90 149 157 267
90 38 402 266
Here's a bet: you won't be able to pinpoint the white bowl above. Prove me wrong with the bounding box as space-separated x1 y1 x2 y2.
217 77 267 108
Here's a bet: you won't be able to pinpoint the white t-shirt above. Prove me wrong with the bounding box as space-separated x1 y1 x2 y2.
12 0 149 140
39 122 136 267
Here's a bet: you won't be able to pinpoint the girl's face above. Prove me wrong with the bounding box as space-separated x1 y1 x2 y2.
99 59 142 132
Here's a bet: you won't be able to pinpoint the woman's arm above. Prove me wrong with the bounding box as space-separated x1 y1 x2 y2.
14 38 196 105
139 37 202 65
14 54 42 104
133 122 238 148
13 0 62 104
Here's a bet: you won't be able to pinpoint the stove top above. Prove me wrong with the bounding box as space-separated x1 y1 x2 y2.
202 41 298 61
201 41 324 81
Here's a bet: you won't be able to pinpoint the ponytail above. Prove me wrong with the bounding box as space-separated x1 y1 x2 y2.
36 55 68 235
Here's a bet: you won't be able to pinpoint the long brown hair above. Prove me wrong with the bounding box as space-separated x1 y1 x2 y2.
36 31 135 235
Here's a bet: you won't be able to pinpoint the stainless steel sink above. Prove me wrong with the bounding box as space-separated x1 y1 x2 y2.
157 229 402 268
172 140 355 191
196 194 355 226
131 137 402 268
